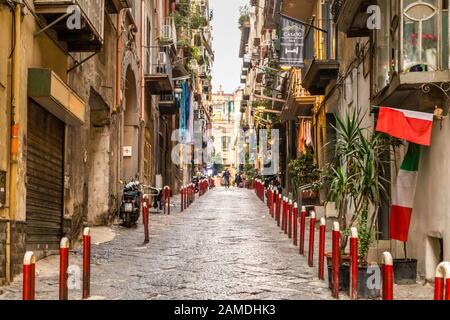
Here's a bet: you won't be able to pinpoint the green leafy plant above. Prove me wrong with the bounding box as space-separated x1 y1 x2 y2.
238 5 251 29
191 13 208 29
288 151 320 199
324 109 397 263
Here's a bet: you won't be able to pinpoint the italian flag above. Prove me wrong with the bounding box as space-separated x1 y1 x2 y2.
390 143 421 242
376 107 434 146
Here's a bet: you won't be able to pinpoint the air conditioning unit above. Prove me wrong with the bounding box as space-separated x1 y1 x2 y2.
158 52 167 65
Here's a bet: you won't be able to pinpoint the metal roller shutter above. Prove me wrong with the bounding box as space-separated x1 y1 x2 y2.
26 100 65 251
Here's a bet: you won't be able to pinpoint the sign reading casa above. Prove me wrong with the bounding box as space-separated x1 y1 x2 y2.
279 17 305 67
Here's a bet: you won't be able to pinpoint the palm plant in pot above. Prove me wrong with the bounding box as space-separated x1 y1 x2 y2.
324 109 396 298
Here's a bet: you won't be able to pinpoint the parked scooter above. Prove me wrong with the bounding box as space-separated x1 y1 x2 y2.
119 180 142 228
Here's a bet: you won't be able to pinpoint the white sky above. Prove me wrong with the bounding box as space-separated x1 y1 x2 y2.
210 0 249 94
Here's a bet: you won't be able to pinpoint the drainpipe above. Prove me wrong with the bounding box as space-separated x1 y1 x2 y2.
116 10 123 193
141 0 145 122
7 2 22 284
116 10 123 112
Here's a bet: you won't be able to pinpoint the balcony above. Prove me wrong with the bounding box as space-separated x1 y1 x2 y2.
301 22 339 96
34 0 104 52
159 95 177 115
105 0 132 14
302 60 339 95
331 0 375 38
282 79 316 121
263 0 281 30
159 17 178 52
145 47 174 95
372 1 450 113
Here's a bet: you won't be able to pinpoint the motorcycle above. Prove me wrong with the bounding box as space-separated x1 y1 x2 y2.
119 180 142 227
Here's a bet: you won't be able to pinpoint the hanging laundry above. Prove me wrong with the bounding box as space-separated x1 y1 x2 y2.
305 120 312 147
297 119 305 154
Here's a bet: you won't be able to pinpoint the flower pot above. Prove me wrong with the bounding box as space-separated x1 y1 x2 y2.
393 259 418 285
343 263 381 299
301 190 318 200
327 263 350 292
326 254 350 292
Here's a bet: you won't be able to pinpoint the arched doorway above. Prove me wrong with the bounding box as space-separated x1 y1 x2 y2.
122 67 140 181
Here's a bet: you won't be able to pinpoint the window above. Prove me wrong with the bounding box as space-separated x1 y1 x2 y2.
401 0 450 71
374 0 391 93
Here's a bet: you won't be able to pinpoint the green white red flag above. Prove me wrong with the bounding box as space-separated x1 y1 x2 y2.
376 107 434 146
390 143 421 242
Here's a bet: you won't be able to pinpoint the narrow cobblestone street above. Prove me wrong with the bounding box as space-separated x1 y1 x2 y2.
0 188 334 300
0 187 435 300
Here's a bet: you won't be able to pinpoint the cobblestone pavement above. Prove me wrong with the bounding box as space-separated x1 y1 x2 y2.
0 187 434 300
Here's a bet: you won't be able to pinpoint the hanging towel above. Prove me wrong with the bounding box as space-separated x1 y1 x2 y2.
298 119 305 154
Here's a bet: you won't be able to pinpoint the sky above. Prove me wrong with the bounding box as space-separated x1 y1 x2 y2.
210 0 249 94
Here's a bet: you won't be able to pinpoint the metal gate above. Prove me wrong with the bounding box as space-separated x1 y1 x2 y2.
26 100 65 251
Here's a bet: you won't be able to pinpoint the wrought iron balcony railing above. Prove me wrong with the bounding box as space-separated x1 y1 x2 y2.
331 0 345 23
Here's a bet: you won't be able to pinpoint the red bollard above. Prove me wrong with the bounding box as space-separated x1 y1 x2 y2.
163 187 167 214
167 186 171 215
434 261 450 300
288 200 293 238
22 251 36 300
83 228 91 299
299 206 307 255
282 197 287 232
143 195 150 244
308 211 316 267
332 222 340 299
164 186 171 215
350 227 358 300
269 189 277 218
59 237 70 300
180 186 184 212
382 252 394 300
318 218 326 280
293 203 298 246
276 194 281 226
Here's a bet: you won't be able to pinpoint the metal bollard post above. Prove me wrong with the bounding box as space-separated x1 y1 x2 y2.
22 251 36 300
276 194 281 226
350 227 358 300
293 203 298 246
83 228 91 299
143 195 150 244
269 189 277 218
288 200 293 238
163 186 167 214
382 252 394 300
59 237 70 300
318 218 326 280
308 211 316 267
299 206 307 255
166 186 171 215
180 186 184 212
282 197 287 232
332 222 340 299
434 261 450 300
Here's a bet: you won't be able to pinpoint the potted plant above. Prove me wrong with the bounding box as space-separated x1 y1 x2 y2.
287 150 320 201
323 110 397 299
393 244 418 285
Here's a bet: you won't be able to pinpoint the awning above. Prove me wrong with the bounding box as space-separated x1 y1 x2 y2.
28 68 86 125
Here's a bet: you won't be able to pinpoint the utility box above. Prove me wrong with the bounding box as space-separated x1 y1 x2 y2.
0 170 6 208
